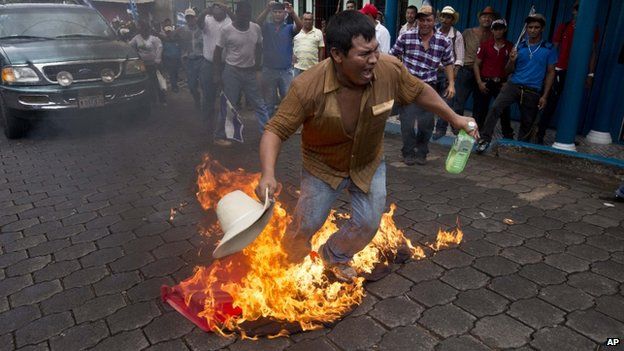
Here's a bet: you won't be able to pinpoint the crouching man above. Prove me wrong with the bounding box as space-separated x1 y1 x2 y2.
255 11 478 282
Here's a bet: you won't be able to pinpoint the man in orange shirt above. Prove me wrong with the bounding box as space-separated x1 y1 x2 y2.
255 11 477 281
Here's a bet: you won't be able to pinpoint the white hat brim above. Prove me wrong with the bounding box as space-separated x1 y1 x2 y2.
212 194 274 259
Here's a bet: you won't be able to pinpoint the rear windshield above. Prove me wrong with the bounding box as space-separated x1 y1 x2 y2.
0 7 115 39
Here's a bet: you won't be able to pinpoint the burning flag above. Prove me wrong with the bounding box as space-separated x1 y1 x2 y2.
162 156 463 337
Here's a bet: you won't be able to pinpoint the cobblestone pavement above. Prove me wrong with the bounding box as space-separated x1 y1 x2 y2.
1 93 623 351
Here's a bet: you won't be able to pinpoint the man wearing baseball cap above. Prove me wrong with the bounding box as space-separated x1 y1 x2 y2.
472 19 514 137
360 4 391 54
476 13 557 153
441 6 498 139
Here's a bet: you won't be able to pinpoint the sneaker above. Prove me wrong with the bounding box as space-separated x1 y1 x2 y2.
326 262 358 282
415 154 427 165
403 155 416 166
475 140 490 154
432 130 446 140
213 139 232 147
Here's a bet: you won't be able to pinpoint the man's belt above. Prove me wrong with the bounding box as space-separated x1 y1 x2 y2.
482 77 504 83
517 84 540 94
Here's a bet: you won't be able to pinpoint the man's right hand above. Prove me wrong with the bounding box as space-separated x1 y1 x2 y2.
477 81 488 93
256 175 280 200
509 48 518 62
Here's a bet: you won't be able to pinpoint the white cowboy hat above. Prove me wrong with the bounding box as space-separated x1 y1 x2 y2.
213 189 274 259
440 6 460 25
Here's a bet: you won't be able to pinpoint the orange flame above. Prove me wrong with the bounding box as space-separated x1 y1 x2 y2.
179 156 462 336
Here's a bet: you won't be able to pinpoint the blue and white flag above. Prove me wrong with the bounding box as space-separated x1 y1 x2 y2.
127 0 139 22
220 92 244 143
176 12 187 27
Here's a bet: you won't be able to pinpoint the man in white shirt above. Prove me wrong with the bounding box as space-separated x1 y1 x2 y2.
293 12 325 75
214 1 270 142
359 4 390 54
433 6 465 139
398 5 417 37
197 1 233 144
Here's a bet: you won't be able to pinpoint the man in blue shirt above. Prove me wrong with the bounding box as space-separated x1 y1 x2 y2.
256 1 302 117
476 13 557 153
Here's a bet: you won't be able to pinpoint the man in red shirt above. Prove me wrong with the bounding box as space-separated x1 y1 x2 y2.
473 19 514 138
536 0 597 144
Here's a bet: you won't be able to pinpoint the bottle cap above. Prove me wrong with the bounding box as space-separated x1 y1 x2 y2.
467 121 477 131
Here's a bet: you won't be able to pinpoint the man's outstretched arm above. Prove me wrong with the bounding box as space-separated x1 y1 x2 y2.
256 131 283 199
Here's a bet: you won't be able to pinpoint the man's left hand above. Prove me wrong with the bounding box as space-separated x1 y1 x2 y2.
444 85 456 99
284 1 294 13
538 96 547 110
453 115 480 140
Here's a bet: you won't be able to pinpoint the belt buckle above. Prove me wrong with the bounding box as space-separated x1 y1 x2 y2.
492 77 501 83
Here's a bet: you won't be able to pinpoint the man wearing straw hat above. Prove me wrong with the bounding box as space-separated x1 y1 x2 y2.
256 10 478 282
432 5 464 140
476 13 557 153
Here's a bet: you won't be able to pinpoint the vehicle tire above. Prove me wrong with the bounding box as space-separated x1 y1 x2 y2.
0 98 28 139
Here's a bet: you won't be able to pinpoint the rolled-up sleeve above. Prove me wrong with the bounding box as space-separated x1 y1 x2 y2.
389 34 404 58
454 32 465 66
396 61 425 105
264 82 307 141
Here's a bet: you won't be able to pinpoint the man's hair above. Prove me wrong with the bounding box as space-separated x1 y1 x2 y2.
406 5 417 12
303 11 313 16
346 0 356 5
236 1 251 13
271 2 285 10
326 10 375 55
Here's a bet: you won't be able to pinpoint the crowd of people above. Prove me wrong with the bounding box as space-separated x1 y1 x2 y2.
114 1 594 159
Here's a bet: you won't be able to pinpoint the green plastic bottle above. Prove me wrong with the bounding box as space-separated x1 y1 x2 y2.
445 129 476 174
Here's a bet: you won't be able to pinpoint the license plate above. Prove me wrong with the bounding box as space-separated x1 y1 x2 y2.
78 95 105 109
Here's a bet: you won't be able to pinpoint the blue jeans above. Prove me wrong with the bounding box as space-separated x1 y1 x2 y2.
282 162 387 265
434 70 454 134
399 103 435 158
262 67 293 117
221 65 270 134
184 57 205 107
293 68 304 77
200 61 222 139
454 65 477 115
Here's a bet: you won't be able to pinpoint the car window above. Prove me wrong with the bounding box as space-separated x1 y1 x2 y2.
0 7 115 39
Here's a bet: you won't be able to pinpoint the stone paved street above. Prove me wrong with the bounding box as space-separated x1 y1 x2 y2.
1 94 623 351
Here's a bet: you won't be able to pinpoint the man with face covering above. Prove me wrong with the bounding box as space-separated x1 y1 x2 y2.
214 1 269 134
256 11 478 282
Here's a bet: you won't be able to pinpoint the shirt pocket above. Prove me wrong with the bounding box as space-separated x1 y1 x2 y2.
371 99 394 117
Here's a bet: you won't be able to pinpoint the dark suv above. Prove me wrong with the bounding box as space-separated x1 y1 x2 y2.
0 3 149 138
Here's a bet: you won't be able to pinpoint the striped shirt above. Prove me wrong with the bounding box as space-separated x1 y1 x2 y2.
265 55 425 192
390 29 454 83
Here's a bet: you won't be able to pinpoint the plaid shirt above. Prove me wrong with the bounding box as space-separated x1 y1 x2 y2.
390 29 454 83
